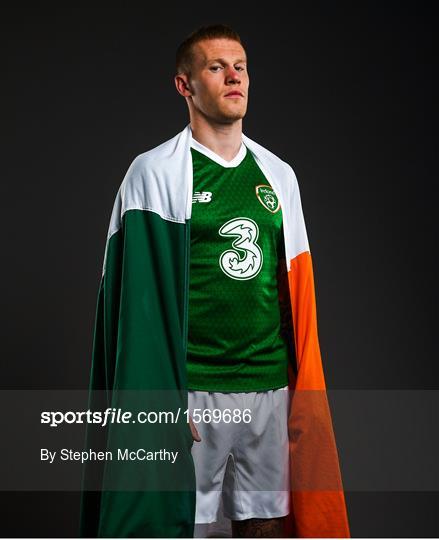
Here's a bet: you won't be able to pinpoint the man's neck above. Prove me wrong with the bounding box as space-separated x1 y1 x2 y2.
189 117 243 162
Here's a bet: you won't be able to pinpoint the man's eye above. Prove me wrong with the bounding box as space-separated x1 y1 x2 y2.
210 66 222 72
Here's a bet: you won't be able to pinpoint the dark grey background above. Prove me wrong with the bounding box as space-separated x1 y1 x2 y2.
1 2 437 537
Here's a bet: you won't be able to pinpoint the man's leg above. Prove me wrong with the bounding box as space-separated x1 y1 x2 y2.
223 387 291 538
188 391 239 533
231 516 286 538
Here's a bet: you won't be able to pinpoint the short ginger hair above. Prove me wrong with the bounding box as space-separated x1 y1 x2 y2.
175 24 244 76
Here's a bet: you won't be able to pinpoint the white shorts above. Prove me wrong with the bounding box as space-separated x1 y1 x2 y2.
188 386 291 526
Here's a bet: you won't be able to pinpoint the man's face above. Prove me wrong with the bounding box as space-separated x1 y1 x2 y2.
185 38 249 123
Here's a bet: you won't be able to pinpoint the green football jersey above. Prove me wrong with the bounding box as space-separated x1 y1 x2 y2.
187 138 293 392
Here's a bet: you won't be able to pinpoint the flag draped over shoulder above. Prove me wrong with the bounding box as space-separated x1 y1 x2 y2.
284 183 351 537
79 123 350 538
79 208 196 537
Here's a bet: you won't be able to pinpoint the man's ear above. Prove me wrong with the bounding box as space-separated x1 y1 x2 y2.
174 74 193 97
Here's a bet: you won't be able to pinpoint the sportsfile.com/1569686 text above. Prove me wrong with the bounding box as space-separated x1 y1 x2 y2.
40 407 252 427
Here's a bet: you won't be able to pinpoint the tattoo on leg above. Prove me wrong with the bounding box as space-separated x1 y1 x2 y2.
232 516 285 538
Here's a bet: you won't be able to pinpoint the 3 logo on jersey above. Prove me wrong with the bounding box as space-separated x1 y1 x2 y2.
218 217 263 280
192 184 280 281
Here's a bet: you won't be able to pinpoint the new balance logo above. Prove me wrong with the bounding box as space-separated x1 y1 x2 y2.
193 191 212 203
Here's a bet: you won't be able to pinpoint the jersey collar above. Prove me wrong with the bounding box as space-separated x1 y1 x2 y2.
189 128 247 168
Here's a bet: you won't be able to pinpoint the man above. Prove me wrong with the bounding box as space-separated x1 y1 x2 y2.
79 24 350 539
175 27 295 538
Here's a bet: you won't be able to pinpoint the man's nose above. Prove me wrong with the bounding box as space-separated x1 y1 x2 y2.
225 66 241 83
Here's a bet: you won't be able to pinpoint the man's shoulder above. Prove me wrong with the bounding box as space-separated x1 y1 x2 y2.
127 130 183 174
119 128 190 203
115 127 191 224
243 133 298 183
